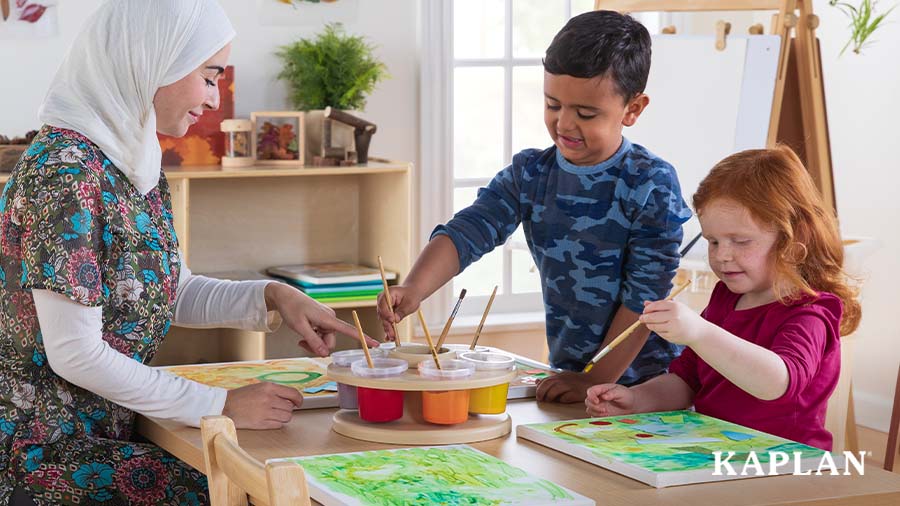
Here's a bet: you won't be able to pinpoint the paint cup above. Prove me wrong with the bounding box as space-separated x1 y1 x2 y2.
443 343 490 358
351 358 408 422
331 348 386 410
388 343 455 366
459 351 515 414
418 359 475 425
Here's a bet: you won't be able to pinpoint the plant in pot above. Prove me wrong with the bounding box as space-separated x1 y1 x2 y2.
276 23 388 165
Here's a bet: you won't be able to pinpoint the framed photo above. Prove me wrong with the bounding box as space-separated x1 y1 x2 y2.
250 111 305 166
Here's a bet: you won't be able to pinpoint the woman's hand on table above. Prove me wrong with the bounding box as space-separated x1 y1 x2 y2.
223 382 303 429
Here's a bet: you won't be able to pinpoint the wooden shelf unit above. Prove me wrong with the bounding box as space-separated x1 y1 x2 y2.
1 161 414 365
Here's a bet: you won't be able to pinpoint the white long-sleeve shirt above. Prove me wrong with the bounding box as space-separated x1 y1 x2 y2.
33 260 280 427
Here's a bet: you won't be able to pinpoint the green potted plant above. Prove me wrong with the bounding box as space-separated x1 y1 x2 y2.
276 23 388 165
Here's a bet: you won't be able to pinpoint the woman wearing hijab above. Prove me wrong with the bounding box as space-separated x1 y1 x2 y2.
0 1 375 504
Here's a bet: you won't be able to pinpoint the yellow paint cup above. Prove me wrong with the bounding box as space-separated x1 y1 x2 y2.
459 351 515 414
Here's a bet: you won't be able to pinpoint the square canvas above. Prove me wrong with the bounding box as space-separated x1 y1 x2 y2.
517 410 840 488
273 445 594 506
160 357 338 409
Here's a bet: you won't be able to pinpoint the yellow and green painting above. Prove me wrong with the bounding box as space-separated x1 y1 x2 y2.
161 358 338 409
277 445 594 506
517 411 834 487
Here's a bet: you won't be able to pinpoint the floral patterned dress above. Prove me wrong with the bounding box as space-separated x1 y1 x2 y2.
0 126 209 505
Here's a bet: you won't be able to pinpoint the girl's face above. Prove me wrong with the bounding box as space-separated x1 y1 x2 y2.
153 43 232 138
699 198 779 308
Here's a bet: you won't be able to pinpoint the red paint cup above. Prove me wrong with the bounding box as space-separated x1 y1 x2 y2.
351 358 408 423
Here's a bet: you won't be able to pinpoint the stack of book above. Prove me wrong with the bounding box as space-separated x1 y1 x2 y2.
266 263 396 304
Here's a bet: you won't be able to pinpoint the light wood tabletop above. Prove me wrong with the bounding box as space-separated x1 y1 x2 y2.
137 400 900 506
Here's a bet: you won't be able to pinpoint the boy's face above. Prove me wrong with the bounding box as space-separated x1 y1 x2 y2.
544 72 650 165
543 72 648 166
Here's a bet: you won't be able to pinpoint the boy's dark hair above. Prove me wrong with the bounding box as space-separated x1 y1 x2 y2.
543 10 651 102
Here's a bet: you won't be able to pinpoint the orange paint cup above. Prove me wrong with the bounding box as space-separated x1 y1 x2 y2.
422 390 471 424
418 359 475 425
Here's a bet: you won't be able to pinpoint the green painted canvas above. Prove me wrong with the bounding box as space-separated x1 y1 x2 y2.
517 410 838 488
273 445 594 505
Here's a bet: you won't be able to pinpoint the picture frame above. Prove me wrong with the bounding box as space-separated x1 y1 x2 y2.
250 111 305 166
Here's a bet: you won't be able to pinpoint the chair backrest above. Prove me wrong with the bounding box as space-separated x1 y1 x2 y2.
201 416 311 506
885 364 900 471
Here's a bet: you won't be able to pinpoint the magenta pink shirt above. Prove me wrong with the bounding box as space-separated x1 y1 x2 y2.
668 281 842 450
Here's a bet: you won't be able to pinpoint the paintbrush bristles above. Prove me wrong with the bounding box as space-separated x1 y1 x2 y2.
469 285 498 350
582 280 692 373
352 310 374 368
416 310 442 370
436 288 466 349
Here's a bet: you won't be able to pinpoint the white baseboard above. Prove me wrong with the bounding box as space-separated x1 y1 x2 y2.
855 388 894 433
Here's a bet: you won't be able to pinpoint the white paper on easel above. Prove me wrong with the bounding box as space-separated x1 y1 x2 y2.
627 34 781 263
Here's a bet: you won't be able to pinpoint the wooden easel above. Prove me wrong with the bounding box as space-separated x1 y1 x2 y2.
596 0 854 453
595 0 835 214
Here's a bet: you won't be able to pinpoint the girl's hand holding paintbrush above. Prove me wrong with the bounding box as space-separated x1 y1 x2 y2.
639 298 709 346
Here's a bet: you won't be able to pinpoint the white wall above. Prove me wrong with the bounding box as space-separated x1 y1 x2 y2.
0 0 418 164
813 1 900 433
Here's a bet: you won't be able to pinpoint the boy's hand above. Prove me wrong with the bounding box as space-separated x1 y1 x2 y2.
223 382 303 429
585 383 635 417
535 371 595 403
376 285 423 341
640 300 708 346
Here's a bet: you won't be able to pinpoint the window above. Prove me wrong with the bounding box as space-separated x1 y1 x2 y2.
420 1 661 323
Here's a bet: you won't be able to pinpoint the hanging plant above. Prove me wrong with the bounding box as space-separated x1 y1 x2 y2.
276 0 339 8
829 0 896 55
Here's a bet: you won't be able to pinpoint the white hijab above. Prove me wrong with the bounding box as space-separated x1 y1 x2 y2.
39 0 235 195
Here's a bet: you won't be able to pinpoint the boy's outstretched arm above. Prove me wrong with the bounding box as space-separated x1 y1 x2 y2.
536 305 649 403
376 235 460 340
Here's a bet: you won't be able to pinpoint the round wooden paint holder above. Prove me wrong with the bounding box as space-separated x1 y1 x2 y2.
327 364 517 445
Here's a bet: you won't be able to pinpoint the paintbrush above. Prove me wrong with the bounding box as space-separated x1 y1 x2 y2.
436 289 466 349
377 256 400 349
352 310 374 368
416 310 442 370
469 285 498 350
583 280 692 373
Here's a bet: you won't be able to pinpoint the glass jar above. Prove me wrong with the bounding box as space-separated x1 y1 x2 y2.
220 119 253 167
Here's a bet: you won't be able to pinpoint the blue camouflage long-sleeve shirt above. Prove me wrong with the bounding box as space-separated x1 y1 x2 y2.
433 138 692 384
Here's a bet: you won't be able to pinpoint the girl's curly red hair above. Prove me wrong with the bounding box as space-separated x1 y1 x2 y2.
693 145 860 335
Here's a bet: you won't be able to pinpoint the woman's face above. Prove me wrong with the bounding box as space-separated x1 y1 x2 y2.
154 43 232 137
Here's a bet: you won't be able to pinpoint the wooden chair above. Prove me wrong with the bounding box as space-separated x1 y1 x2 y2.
201 416 311 506
885 365 900 471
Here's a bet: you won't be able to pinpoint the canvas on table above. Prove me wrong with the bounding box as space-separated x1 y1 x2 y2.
517 410 842 488
271 445 594 506
161 357 339 409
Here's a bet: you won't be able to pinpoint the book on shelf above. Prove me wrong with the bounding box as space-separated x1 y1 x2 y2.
266 262 396 288
300 281 383 294
307 289 382 301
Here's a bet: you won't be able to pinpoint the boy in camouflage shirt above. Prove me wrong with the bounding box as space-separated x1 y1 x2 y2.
378 10 691 403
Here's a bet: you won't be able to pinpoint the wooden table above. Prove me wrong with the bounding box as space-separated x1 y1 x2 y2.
137 400 900 506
